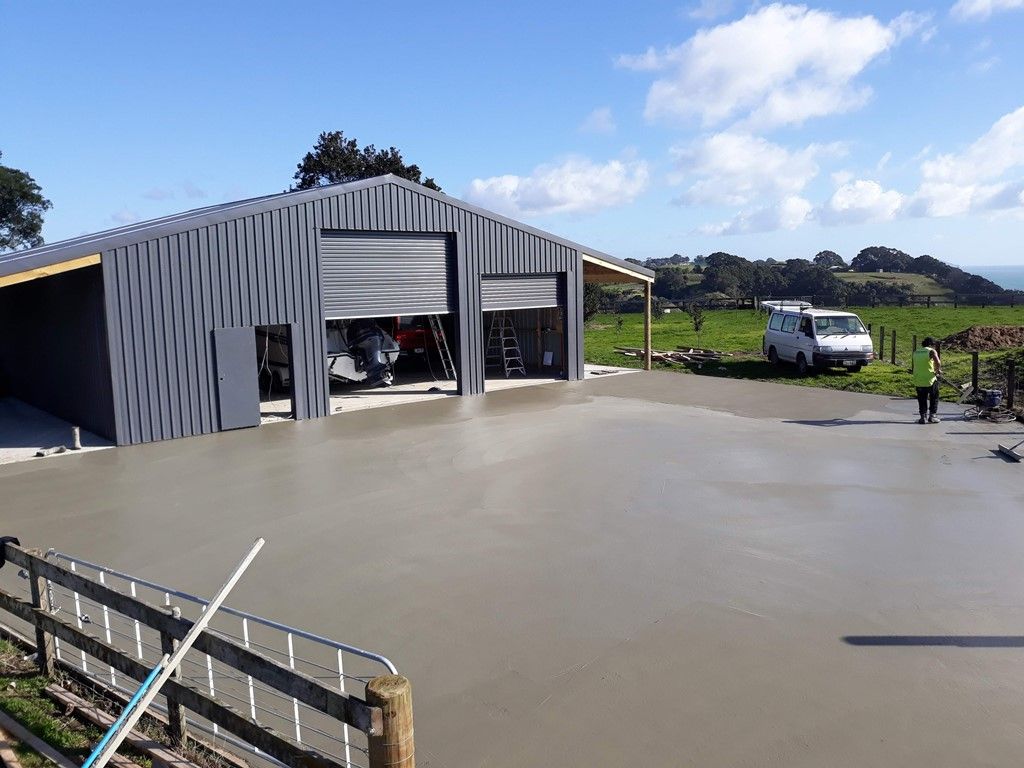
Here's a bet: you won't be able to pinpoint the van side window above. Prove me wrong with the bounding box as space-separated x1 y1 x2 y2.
768 313 785 331
799 317 812 335
780 315 798 333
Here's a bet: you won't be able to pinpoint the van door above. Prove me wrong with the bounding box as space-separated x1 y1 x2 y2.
778 314 799 361
796 316 816 365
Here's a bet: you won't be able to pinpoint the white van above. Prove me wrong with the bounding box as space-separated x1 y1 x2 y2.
761 303 874 375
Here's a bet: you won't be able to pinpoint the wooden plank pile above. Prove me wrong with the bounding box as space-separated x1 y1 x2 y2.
615 346 731 364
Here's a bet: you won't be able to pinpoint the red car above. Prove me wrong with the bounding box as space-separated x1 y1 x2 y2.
391 316 439 356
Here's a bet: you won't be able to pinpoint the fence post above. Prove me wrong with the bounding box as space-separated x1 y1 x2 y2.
971 351 979 394
366 675 414 768
1008 361 1017 411
160 606 188 746
954 294 959 309
879 326 885 361
927 295 932 308
27 553 56 677
891 329 896 365
912 334 917 356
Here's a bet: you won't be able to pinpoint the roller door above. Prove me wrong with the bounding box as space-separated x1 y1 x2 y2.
480 274 563 311
320 232 453 318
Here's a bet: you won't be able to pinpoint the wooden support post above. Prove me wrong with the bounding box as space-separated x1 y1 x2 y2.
27 554 55 677
954 295 959 309
927 295 932 308
1008 361 1017 411
879 326 885 361
971 351 979 394
643 282 652 371
890 329 896 365
912 335 917 355
159 607 187 746
366 675 414 768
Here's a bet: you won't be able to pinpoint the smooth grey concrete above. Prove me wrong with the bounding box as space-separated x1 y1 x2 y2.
0 398 112 465
3 372 1024 767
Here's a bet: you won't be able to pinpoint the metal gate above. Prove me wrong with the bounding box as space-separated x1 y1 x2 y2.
320 232 453 318
480 274 563 311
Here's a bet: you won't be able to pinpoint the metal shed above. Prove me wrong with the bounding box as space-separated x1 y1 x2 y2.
0 175 653 446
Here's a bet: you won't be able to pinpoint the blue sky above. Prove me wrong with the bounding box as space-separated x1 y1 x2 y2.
3 0 1023 266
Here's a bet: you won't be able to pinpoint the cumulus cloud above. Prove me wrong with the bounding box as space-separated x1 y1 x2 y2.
579 107 617 135
820 180 904 225
671 132 842 206
951 0 1024 21
465 156 650 218
617 4 915 129
697 195 813 235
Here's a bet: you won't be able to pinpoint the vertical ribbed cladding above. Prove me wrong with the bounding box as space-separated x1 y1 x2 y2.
100 177 590 445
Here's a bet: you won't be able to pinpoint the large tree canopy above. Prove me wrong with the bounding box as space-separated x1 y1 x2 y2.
0 151 52 252
293 131 441 191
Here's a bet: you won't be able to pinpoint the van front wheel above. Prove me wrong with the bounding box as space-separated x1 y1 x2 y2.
796 353 809 376
767 346 779 365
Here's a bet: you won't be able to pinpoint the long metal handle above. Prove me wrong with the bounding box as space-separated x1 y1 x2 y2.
83 538 265 768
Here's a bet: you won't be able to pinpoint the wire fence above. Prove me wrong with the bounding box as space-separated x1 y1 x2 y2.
0 549 397 768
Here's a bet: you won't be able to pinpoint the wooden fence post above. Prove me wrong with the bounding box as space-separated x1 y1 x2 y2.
1008 361 1017 411
890 329 896 365
879 326 885 361
971 351 979 394
160 607 188 746
366 675 414 768
912 335 917 356
643 282 652 372
27 553 55 677
927 295 932 308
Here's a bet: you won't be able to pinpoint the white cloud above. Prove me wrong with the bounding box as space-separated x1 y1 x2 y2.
910 105 1024 216
821 179 904 225
111 209 140 225
876 151 892 171
618 4 912 129
579 107 617 135
697 195 812 235
687 0 733 21
970 55 1000 72
142 187 175 201
951 0 1024 22
465 156 649 218
889 11 936 43
671 132 842 205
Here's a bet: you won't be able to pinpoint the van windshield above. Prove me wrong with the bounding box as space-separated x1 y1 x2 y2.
814 316 866 336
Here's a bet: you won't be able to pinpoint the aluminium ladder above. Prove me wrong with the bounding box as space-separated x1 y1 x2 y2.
485 312 527 378
428 314 457 380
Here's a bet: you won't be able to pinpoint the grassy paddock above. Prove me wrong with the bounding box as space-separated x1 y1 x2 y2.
585 306 1024 399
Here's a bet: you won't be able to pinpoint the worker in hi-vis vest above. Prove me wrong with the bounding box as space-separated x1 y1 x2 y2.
911 337 943 424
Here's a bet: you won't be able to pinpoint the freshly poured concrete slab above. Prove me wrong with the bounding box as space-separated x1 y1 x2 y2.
0 398 112 465
2 372 1023 767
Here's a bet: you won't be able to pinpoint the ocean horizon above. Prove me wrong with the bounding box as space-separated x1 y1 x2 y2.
972 265 1024 291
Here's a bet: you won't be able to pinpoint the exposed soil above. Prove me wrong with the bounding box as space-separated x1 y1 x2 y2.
941 325 1024 351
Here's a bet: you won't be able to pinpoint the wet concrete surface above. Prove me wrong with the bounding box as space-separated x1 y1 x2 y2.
3 372 1024 766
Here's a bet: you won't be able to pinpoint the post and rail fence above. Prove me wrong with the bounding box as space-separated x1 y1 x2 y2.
676 293 1023 312
0 543 414 768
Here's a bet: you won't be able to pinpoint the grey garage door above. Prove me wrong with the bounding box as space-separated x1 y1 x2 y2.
320 232 453 318
481 274 563 311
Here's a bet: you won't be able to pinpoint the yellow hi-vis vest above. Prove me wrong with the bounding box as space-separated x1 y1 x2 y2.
912 347 936 387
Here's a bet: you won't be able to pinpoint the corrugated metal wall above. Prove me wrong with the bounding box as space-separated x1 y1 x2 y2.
102 181 582 445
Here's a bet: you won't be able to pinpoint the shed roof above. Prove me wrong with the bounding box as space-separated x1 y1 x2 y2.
0 175 653 282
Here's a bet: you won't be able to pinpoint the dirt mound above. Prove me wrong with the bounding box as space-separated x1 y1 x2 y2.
941 325 1024 351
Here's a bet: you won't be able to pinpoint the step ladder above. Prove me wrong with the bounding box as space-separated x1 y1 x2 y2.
428 314 456 380
485 312 526 378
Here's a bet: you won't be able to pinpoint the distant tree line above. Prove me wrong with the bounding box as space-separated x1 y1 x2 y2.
598 246 1016 313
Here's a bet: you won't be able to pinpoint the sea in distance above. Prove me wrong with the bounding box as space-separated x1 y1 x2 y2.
972 265 1024 291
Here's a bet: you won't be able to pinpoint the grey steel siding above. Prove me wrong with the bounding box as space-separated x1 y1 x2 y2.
102 181 583 444
0 266 116 440
480 274 563 311
320 232 452 317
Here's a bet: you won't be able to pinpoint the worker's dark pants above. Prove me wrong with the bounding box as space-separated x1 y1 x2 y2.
916 382 939 416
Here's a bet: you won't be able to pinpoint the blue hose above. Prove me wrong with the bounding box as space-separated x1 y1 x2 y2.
81 658 166 768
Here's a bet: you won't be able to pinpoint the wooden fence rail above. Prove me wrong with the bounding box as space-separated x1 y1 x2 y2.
0 544 414 768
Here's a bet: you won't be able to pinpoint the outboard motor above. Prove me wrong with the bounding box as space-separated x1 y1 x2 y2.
346 319 394 387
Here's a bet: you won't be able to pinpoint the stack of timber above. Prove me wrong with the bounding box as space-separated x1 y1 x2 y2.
615 346 731 364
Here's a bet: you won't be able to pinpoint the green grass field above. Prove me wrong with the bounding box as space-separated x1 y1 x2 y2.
835 272 952 296
585 306 1024 400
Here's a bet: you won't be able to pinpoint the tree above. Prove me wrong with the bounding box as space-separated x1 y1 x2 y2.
813 250 846 269
294 131 441 191
850 246 912 273
583 282 605 321
653 266 692 300
0 151 51 251
685 302 705 348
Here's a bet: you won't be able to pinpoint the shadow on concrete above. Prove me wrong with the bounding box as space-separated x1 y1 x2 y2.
844 635 1024 647
783 418 917 427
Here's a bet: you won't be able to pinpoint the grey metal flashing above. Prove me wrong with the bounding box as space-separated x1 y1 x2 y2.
0 176 651 281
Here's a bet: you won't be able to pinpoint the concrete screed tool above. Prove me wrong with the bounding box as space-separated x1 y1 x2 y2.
997 437 1024 463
